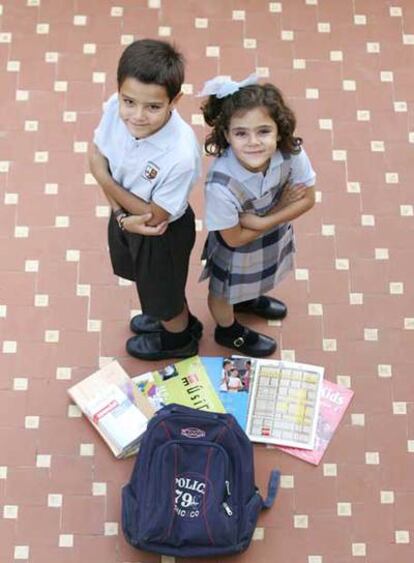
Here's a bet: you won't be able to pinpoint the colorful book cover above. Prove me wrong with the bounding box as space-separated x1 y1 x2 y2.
277 379 354 465
67 360 154 458
132 355 225 413
85 384 148 452
246 359 324 449
200 356 256 430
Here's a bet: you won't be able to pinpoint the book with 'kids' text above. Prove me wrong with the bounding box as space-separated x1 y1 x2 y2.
276 379 354 465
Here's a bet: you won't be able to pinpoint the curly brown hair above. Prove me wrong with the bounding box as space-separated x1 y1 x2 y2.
201 83 302 156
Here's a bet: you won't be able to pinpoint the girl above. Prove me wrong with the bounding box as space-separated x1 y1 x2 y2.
199 74 316 357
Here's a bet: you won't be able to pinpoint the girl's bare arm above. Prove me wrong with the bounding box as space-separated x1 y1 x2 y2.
239 184 314 232
220 185 315 248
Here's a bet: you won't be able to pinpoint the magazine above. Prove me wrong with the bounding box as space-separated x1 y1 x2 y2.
132 355 225 413
68 360 155 458
246 359 324 449
201 356 256 430
277 379 354 464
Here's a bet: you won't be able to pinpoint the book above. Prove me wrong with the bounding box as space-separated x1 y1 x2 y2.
276 379 354 465
246 359 324 449
68 360 155 458
201 355 256 430
132 355 225 413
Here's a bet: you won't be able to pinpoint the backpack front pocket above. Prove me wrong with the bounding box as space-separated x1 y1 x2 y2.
140 440 238 548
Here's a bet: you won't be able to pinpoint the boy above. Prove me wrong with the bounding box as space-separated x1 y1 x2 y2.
89 39 202 360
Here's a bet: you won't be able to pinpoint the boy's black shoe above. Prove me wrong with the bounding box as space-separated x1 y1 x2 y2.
234 296 287 320
214 325 276 358
130 314 203 340
126 332 198 361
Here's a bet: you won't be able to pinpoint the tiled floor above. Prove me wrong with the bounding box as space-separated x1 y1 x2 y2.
1 0 414 562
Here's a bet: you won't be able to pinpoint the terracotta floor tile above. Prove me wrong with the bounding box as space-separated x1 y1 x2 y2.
61 494 106 534
55 330 101 366
1 272 36 306
16 504 62 544
1 4 36 34
35 259 79 297
0 520 17 555
116 539 161 563
205 20 244 48
392 371 414 404
18 60 57 92
309 91 359 123
0 428 38 466
370 543 414 563
280 314 323 351
0 391 27 427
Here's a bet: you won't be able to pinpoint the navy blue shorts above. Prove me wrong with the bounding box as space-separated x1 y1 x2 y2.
108 206 196 320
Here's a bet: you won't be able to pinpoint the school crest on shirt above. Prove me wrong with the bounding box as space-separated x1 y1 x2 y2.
143 161 160 181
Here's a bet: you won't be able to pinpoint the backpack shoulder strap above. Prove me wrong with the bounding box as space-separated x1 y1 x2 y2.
262 469 281 509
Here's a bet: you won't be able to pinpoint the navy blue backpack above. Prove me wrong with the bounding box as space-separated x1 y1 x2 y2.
122 403 280 557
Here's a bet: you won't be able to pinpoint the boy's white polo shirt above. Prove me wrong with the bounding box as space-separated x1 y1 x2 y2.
204 146 316 231
94 94 201 222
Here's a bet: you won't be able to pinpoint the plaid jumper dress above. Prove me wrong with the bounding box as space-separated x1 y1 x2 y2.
200 154 295 305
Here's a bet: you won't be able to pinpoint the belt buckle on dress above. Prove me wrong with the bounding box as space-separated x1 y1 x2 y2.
233 336 245 348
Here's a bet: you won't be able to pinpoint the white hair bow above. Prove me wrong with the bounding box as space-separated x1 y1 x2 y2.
197 72 258 99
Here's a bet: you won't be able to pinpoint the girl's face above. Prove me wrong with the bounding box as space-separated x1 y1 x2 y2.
118 77 181 139
225 106 278 173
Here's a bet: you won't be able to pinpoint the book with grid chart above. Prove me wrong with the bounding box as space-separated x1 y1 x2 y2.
246 359 324 449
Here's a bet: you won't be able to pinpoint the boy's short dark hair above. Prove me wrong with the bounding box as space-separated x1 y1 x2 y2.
117 39 185 100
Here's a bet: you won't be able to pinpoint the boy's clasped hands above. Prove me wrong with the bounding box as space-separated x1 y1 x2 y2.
120 213 169 236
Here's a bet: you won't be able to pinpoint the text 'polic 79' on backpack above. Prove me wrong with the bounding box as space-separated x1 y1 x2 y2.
121 403 280 558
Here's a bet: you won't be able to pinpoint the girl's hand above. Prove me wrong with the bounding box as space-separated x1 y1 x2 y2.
239 212 264 231
239 183 308 230
274 182 307 211
121 213 169 236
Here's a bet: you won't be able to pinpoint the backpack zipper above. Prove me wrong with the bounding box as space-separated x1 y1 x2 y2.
222 479 233 516
222 501 233 516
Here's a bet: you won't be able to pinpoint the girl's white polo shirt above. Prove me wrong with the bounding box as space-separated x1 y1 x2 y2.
94 94 201 222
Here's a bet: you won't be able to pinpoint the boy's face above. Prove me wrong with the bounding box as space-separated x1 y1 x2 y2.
225 106 278 174
118 77 181 138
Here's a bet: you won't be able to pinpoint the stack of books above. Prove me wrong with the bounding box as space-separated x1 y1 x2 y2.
67 361 154 458
68 355 353 465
